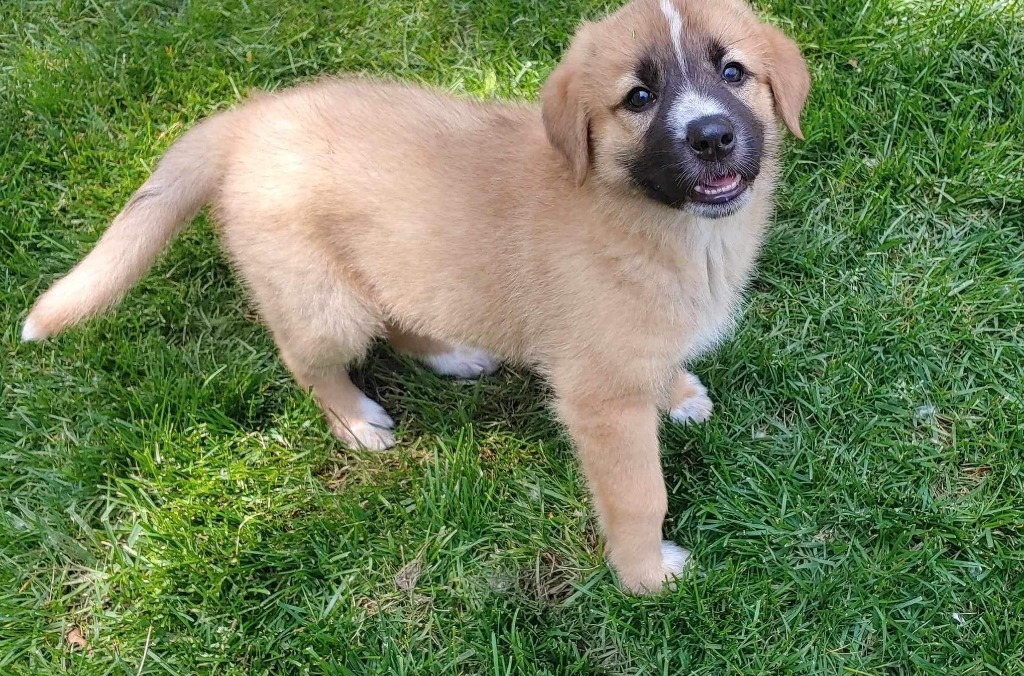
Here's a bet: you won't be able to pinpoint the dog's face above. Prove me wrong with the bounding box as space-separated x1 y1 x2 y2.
542 0 810 219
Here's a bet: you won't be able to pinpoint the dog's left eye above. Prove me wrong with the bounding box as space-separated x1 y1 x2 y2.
624 87 657 111
722 62 745 83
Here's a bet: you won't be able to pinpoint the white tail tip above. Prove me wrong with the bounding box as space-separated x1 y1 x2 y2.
21 316 46 342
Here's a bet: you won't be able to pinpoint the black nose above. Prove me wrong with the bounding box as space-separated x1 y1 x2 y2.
687 116 736 161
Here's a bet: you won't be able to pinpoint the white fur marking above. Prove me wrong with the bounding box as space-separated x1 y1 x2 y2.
344 421 396 451
423 347 500 379
661 540 692 576
21 317 44 342
358 395 396 429
659 0 685 69
670 372 714 424
333 394 396 451
669 91 730 140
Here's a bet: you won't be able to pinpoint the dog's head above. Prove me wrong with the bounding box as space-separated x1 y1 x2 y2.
542 0 810 219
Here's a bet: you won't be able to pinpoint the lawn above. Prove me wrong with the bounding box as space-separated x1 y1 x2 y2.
2 0 1023 672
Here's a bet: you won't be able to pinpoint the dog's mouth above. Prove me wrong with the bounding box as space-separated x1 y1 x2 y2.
689 173 747 205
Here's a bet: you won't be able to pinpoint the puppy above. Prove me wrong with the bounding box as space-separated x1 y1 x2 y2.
22 0 809 593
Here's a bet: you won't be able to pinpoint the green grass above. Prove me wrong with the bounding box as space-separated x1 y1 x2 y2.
2 0 1023 672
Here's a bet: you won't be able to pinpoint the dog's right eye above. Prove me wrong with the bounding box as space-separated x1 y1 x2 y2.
625 87 657 111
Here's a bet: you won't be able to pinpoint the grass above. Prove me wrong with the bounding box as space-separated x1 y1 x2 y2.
1 0 1022 672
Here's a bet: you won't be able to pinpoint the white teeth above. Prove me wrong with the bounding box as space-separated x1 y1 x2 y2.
695 176 741 195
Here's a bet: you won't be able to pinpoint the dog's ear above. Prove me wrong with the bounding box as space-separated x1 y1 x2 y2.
762 23 810 140
542 24 594 184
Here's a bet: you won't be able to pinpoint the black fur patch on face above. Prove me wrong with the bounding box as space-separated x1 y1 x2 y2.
624 45 766 216
707 40 727 67
634 55 662 90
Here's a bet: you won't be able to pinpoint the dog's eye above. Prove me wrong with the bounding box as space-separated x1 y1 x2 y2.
624 87 657 111
722 62 745 83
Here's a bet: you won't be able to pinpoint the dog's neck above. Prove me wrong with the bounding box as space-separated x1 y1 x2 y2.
586 181 770 258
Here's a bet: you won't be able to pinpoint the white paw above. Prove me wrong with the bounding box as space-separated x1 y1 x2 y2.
660 540 692 577
669 372 713 424
617 541 694 594
358 396 395 429
338 421 396 451
423 347 500 379
330 396 396 451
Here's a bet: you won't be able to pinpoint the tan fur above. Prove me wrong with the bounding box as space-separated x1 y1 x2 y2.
22 0 809 593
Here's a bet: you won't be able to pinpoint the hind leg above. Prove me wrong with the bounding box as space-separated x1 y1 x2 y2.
387 326 499 379
223 227 395 449
273 313 399 449
271 312 398 450
279 347 396 450
266 288 397 449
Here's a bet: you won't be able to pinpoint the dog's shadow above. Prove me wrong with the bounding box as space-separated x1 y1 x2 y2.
351 342 561 452
351 342 712 487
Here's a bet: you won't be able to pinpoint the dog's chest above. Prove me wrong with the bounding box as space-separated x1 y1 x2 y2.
665 221 763 361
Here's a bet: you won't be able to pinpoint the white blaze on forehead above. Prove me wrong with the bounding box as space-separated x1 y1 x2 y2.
659 0 686 69
668 90 729 138
658 0 733 142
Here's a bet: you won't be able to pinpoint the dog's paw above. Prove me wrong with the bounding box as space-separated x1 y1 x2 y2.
335 421 396 451
330 397 396 451
669 372 713 424
423 347 500 379
617 541 694 594
660 540 692 577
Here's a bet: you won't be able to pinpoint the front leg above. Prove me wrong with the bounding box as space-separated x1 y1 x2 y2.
663 368 714 424
555 382 691 594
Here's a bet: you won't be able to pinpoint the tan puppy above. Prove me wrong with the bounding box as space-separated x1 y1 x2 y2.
23 0 809 593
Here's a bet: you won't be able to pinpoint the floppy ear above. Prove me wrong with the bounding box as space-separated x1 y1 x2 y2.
541 24 593 184
762 23 810 139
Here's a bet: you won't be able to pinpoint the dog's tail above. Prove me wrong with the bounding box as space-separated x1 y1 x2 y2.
22 112 235 342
